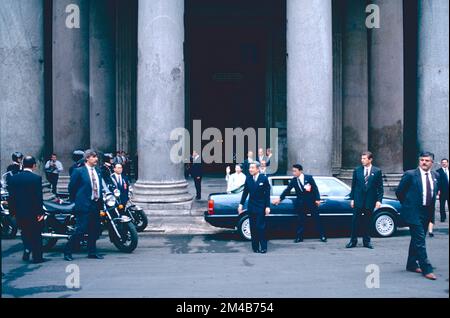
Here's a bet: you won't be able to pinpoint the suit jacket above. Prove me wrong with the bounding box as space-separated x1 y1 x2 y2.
69 166 105 214
7 171 43 221
239 174 271 214
436 167 449 199
395 168 439 225
349 165 384 210
111 174 130 204
280 175 320 210
190 156 203 178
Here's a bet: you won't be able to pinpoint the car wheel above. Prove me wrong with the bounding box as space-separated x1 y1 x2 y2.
373 211 396 237
237 215 251 241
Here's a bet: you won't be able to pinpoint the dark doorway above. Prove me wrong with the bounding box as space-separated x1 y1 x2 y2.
185 0 283 175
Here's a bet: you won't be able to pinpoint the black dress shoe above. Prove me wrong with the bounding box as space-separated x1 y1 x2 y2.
22 250 31 262
363 243 374 249
260 249 267 254
64 254 74 261
346 241 357 248
88 254 104 259
428 232 434 237
294 238 303 243
32 258 51 264
253 249 260 253
320 237 328 242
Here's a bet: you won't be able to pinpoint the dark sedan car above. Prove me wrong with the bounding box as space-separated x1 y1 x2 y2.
205 176 407 240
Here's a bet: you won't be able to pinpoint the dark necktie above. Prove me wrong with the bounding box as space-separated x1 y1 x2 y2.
297 178 304 192
364 168 369 186
425 172 432 206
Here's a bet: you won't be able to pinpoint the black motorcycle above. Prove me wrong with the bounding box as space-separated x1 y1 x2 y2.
41 191 138 253
120 186 148 232
1 172 17 239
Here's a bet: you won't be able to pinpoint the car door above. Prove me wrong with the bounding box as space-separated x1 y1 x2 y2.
315 178 354 236
269 178 298 233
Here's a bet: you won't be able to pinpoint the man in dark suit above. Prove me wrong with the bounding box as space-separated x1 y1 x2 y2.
190 150 203 200
64 149 105 261
436 158 449 222
346 151 383 249
273 164 327 243
110 163 130 205
396 151 438 280
8 156 47 263
238 161 271 253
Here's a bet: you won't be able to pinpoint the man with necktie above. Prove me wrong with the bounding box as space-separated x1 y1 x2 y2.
436 158 449 222
396 151 439 280
238 161 271 253
111 163 130 205
272 164 327 243
346 151 383 249
64 149 105 261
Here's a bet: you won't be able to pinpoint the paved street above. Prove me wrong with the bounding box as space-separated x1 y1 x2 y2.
1 224 448 298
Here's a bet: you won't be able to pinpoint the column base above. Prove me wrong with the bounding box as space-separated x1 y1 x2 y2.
132 180 193 216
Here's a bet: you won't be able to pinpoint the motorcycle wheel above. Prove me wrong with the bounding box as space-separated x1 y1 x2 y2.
1 214 18 239
132 209 148 232
111 222 138 253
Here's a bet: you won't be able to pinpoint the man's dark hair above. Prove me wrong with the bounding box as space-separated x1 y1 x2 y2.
419 151 434 160
361 151 373 160
84 149 98 159
292 164 303 171
23 156 36 168
113 163 123 169
441 158 449 162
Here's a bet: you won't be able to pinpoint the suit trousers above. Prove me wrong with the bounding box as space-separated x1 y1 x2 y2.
65 200 101 255
194 177 202 199
296 205 325 239
406 207 434 275
350 208 372 244
249 212 267 251
439 196 448 221
17 218 43 261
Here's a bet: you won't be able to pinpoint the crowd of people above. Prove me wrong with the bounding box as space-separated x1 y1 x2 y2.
3 149 134 263
3 147 449 280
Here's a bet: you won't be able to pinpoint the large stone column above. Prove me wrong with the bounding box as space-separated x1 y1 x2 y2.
369 0 404 174
287 0 333 175
0 0 45 174
417 0 449 164
133 0 192 213
342 0 369 169
52 0 90 173
89 0 116 153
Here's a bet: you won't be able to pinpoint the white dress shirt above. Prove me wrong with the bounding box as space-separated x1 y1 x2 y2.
419 168 434 206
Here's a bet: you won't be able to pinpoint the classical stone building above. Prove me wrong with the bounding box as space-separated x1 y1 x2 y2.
1 0 448 214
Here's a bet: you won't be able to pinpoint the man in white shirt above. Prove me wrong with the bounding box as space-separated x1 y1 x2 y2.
65 149 104 261
44 153 64 195
225 164 246 192
396 151 439 280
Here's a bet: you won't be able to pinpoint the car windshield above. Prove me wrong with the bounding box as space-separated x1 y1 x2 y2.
270 177 350 197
